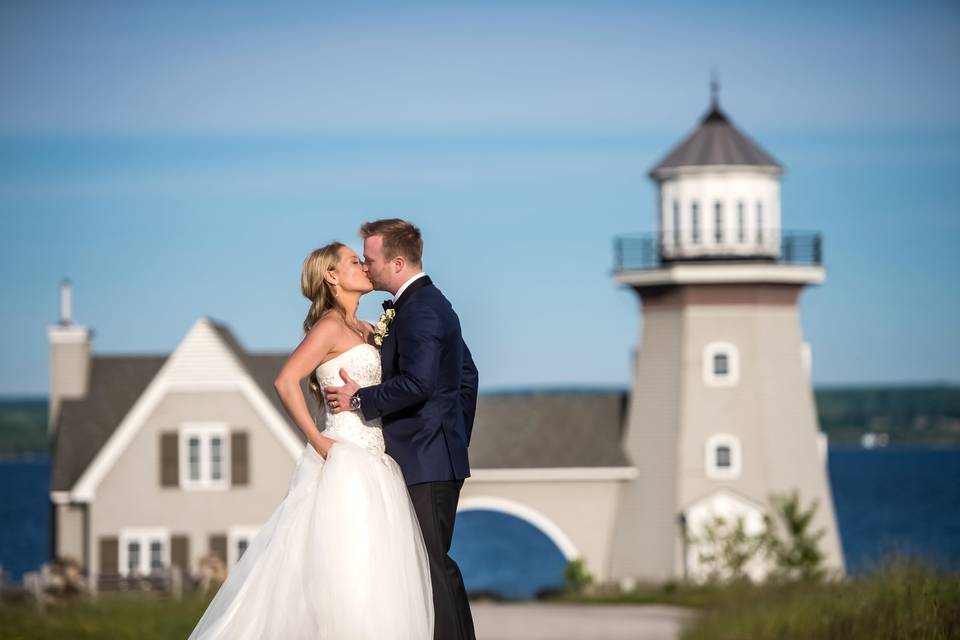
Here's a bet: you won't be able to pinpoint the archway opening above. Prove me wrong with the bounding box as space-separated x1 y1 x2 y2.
451 505 573 600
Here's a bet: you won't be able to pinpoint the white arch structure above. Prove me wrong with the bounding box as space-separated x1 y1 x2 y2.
457 496 580 561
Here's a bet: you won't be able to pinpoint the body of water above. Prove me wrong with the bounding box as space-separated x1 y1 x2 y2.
2 448 959 595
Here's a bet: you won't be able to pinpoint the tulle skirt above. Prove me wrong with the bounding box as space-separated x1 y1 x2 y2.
187 438 434 640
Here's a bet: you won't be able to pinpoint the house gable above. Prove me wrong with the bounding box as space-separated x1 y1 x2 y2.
68 317 305 502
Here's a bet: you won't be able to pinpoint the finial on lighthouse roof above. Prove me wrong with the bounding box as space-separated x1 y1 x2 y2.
710 69 720 110
648 74 782 177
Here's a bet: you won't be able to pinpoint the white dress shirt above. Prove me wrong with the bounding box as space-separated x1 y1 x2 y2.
393 272 427 303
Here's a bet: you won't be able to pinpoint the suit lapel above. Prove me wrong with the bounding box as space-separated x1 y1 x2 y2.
380 276 432 378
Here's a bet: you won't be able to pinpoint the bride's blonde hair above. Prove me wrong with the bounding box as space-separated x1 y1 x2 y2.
301 241 348 407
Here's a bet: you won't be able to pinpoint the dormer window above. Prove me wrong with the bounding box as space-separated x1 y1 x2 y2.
705 434 742 479
703 342 739 386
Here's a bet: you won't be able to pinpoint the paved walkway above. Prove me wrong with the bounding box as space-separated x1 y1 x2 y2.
472 602 696 640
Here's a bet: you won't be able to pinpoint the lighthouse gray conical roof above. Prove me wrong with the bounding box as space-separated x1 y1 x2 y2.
649 99 782 178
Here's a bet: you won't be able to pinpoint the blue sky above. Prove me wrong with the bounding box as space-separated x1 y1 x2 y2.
1 1 958 395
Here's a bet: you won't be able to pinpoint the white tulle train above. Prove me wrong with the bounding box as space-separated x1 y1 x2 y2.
187 439 434 639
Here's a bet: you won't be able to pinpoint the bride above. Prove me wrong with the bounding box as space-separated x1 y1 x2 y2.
187 242 433 639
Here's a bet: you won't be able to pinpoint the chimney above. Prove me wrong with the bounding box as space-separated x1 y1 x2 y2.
47 278 92 434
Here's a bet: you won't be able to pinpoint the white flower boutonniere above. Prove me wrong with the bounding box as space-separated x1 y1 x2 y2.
373 308 396 347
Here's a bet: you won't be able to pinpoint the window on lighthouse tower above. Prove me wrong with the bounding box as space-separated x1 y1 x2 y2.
756 201 764 243
737 202 745 242
705 434 742 479
673 200 681 246
716 445 732 469
714 201 724 243
703 341 740 386
714 353 729 376
691 201 701 243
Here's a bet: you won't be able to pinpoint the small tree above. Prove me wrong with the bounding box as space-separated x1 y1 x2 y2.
563 558 593 595
689 514 764 583
761 490 826 582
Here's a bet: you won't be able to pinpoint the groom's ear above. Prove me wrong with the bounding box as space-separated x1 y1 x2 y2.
392 255 406 273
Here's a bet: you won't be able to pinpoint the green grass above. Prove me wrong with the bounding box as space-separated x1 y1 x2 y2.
0 591 214 640
557 559 960 640
681 561 960 640
2 563 958 639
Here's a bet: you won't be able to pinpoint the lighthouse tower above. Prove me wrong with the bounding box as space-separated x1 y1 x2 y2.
608 84 844 582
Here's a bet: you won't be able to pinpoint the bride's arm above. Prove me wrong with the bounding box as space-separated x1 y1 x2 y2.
273 317 341 458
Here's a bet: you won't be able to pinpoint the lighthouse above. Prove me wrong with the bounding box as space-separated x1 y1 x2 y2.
608 84 845 582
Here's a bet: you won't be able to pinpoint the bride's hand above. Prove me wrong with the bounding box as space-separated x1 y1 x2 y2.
314 436 335 460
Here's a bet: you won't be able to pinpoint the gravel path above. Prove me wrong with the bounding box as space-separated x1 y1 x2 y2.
472 602 696 640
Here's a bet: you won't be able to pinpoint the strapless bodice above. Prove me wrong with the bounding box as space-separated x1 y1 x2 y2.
315 343 384 455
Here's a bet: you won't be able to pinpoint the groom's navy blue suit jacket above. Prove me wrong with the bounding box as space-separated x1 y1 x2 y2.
356 276 478 486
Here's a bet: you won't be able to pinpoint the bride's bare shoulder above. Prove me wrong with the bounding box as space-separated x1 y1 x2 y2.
305 313 345 341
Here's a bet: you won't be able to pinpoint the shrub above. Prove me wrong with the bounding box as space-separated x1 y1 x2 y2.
563 558 593 595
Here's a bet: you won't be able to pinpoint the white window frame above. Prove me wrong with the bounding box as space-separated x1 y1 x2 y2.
179 422 231 490
228 525 262 569
705 433 742 480
118 527 170 577
703 341 740 387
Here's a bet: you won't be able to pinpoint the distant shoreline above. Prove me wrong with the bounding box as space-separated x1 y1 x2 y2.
3 443 960 463
4 383 959 456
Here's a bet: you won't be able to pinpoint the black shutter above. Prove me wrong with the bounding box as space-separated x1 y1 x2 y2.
231 431 249 486
171 534 190 573
209 534 227 563
99 536 118 575
160 432 179 487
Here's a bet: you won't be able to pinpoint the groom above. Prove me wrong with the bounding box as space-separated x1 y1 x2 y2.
324 218 478 640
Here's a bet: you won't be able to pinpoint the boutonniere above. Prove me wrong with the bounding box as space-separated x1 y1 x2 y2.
373 308 396 347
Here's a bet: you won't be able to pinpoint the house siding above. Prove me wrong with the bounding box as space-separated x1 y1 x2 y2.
88 390 299 579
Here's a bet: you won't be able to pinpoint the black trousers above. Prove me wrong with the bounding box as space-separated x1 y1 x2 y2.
407 479 476 640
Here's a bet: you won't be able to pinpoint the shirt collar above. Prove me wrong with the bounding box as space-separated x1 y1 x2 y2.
393 272 427 303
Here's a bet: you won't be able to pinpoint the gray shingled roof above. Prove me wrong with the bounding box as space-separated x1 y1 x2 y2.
52 321 631 493
469 390 630 469
650 103 781 177
52 356 166 491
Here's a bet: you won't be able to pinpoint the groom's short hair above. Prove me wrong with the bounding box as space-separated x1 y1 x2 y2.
360 218 423 266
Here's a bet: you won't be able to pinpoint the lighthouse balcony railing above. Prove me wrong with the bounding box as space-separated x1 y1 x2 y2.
613 229 822 273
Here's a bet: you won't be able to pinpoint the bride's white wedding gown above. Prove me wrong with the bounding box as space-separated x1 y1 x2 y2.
187 343 433 639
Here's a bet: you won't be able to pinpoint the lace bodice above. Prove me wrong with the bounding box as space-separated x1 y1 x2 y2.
315 343 384 455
